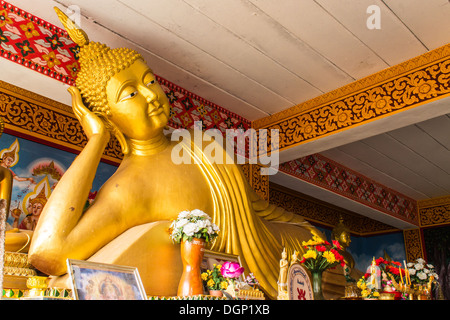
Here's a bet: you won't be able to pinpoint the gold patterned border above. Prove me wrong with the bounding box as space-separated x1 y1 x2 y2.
417 195 450 227
241 163 269 201
403 228 424 262
253 44 450 152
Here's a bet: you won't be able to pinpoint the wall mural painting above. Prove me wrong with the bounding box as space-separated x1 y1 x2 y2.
0 133 117 231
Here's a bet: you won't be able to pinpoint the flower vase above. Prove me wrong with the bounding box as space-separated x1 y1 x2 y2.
311 270 325 300
177 237 205 296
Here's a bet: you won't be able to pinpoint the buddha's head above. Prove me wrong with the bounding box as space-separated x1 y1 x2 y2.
331 216 352 249
55 8 171 142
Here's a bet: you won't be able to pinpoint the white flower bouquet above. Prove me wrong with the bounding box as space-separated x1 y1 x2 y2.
169 209 219 243
407 258 439 285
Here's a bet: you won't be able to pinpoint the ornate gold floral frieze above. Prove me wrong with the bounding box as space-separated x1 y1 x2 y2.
253 43 450 152
241 163 269 201
403 229 424 262
417 195 450 227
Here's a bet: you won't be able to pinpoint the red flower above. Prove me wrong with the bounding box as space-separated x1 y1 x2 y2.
316 245 327 252
363 273 370 279
330 249 343 262
389 266 399 275
375 257 385 266
391 261 401 266
332 240 342 250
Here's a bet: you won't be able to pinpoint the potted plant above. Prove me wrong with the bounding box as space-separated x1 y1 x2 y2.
201 264 228 297
169 210 219 296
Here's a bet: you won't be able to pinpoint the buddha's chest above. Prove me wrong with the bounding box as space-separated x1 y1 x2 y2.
106 155 214 220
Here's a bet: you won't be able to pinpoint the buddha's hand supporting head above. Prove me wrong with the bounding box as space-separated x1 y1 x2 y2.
68 86 111 142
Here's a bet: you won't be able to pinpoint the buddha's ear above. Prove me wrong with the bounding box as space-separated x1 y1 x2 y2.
97 113 130 156
111 123 129 156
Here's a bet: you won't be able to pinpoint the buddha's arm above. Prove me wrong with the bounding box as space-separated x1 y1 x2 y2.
28 87 112 275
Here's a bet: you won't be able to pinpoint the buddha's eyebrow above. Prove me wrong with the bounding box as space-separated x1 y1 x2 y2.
115 79 135 102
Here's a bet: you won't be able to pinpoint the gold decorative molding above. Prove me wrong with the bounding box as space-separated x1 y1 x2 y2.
241 163 269 201
403 229 424 262
0 80 122 164
253 43 450 152
268 182 398 236
417 195 450 227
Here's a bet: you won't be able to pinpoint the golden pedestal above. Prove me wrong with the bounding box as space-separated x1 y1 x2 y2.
2 252 37 297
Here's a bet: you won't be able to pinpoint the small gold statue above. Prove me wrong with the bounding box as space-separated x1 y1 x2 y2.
277 248 289 300
290 250 298 266
331 216 355 269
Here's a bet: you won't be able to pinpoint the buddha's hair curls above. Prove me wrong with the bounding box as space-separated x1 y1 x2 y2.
75 42 142 114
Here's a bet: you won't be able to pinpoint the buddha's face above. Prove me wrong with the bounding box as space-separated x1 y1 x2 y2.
105 59 171 140
339 232 351 248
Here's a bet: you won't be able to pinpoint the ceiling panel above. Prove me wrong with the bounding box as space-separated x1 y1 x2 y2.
315 0 429 65
322 113 450 201
388 123 450 175
383 0 450 50
187 0 356 91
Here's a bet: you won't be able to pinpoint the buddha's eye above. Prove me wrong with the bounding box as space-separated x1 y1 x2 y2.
145 79 156 87
119 90 138 102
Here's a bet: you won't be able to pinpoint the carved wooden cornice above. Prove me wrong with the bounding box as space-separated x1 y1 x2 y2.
403 229 424 262
417 195 450 227
253 44 450 153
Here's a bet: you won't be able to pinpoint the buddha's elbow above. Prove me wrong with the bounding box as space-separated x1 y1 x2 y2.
28 247 68 276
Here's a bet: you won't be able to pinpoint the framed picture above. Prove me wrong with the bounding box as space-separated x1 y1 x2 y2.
66 259 147 300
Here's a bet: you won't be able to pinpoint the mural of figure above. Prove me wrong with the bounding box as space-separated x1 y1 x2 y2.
0 141 35 185
18 187 48 231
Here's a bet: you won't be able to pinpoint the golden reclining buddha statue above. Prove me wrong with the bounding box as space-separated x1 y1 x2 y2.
26 8 356 299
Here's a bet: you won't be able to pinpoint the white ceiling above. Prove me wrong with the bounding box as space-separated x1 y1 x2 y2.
2 0 450 229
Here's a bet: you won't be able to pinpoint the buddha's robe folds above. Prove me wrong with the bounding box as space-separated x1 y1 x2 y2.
178 136 323 299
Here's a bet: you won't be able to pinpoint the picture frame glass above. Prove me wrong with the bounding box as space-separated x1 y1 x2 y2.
67 259 147 300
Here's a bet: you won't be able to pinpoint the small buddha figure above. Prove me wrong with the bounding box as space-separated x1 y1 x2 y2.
277 248 289 300
366 257 381 290
331 216 355 270
290 250 298 266
29 8 333 299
